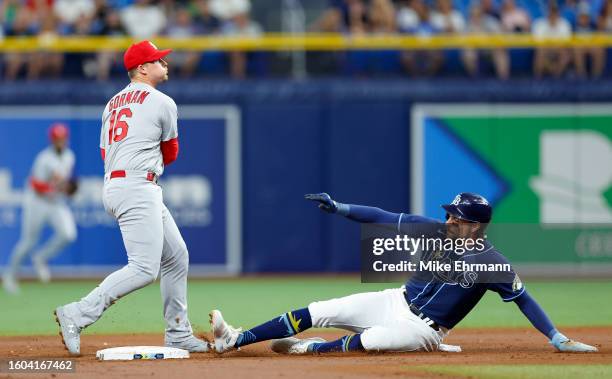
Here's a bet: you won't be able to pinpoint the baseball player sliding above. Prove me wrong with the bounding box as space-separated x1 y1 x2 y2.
54 41 208 355
3 123 77 295
210 192 598 355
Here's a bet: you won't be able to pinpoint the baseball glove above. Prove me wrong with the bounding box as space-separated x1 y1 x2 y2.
64 179 79 196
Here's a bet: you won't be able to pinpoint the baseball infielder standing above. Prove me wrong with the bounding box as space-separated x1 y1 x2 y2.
54 41 208 355
3 123 77 294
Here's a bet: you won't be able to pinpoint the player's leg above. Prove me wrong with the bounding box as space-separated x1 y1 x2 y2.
359 324 441 353
58 182 164 329
210 307 314 353
276 332 365 354
159 204 208 351
275 288 441 354
292 288 402 353
307 288 442 353
55 182 165 355
3 193 46 292
32 203 77 282
211 288 398 353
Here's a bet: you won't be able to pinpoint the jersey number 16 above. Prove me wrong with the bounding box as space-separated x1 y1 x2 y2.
108 108 132 144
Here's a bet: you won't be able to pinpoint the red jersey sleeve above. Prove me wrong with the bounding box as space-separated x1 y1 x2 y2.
30 177 54 194
160 137 179 165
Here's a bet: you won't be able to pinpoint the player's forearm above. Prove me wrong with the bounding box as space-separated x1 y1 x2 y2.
339 204 401 224
514 290 557 339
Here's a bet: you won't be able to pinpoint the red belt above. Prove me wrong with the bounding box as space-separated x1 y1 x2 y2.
109 170 157 182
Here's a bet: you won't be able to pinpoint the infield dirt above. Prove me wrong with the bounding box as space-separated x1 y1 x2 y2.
1 326 610 379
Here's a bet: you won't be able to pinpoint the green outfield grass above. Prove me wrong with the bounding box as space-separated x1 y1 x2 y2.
413 365 612 379
1 277 611 336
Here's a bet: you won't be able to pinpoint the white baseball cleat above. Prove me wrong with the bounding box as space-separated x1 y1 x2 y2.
2 272 19 295
165 335 211 353
270 337 327 355
32 255 51 283
209 310 241 353
54 305 81 356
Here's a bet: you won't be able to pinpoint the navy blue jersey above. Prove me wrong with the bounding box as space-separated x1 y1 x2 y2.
398 213 525 329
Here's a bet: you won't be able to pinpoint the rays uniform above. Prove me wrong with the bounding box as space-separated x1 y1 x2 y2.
310 216 524 352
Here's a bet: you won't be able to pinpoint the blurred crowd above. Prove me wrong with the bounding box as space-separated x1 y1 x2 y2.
0 0 261 80
0 0 611 80
315 0 612 79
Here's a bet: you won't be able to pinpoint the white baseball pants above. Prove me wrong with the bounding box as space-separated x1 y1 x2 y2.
308 287 446 352
63 173 193 343
7 190 76 276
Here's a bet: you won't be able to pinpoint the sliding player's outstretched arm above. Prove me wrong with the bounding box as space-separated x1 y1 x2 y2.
513 291 597 352
304 192 400 222
489 256 597 353
305 192 436 225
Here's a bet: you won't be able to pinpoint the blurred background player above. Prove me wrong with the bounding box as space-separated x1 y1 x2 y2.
2 123 77 295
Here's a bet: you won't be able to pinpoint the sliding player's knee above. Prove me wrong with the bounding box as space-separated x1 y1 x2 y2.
361 326 440 352
308 299 342 328
360 326 392 351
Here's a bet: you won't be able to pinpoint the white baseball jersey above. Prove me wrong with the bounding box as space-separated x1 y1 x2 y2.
65 81 195 344
30 146 75 198
100 82 178 176
6 145 77 284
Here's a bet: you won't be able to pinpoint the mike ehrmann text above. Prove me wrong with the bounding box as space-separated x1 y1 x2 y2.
372 260 512 272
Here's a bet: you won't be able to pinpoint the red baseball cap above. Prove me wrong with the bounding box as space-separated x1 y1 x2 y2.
49 122 69 141
123 40 172 71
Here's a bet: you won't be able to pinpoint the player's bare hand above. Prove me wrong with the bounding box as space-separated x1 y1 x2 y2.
551 333 598 352
55 180 67 193
304 193 338 213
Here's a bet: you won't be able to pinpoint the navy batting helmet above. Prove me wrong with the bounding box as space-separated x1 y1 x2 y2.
441 192 492 223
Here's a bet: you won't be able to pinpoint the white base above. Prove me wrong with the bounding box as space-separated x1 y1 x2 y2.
438 344 462 353
96 346 190 361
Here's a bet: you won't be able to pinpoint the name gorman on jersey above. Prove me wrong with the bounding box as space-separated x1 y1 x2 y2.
108 90 151 112
372 260 512 272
